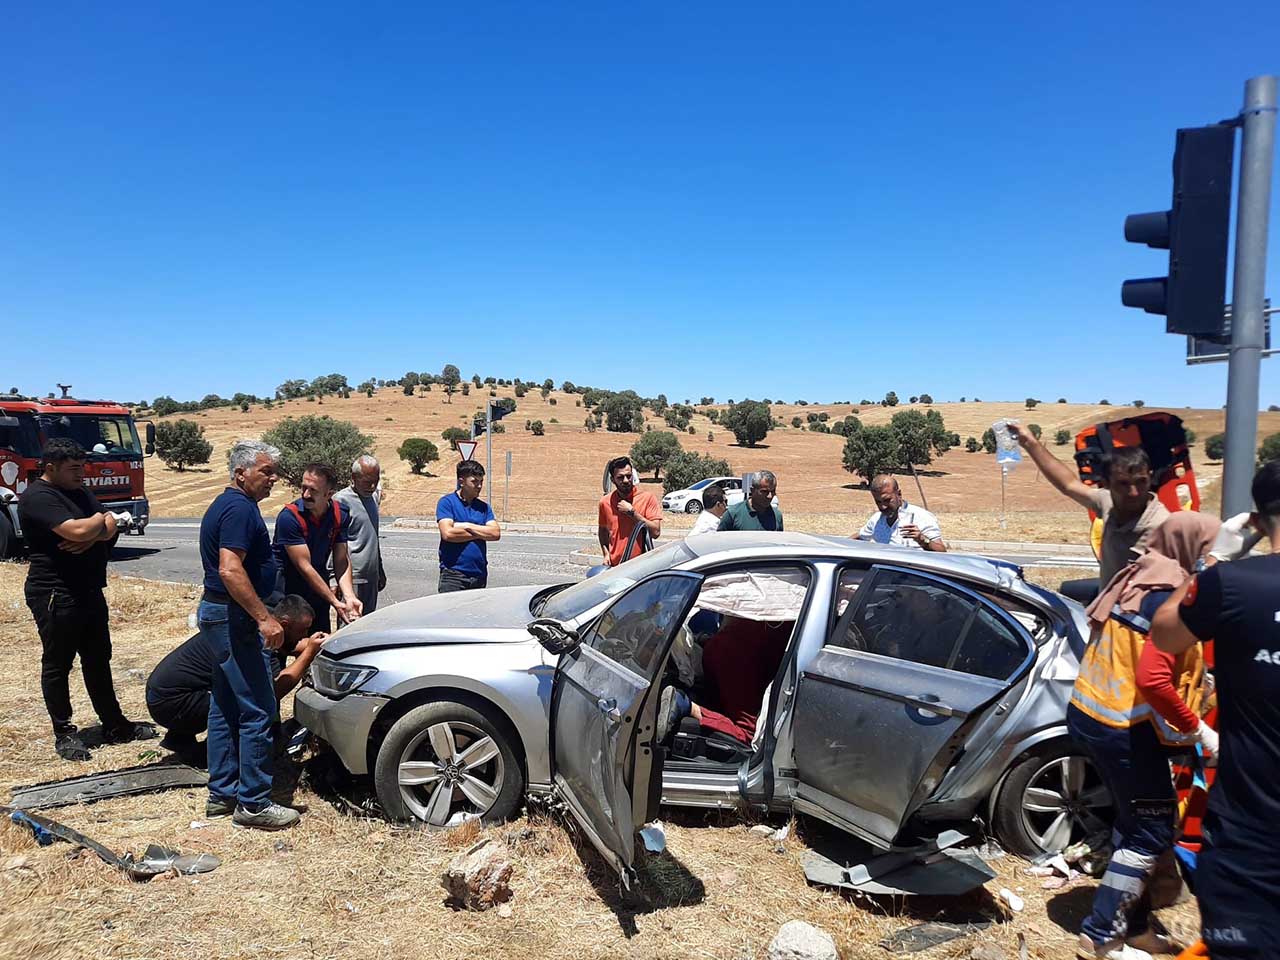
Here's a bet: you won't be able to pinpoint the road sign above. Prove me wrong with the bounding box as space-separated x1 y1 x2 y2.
1186 302 1276 364
456 440 478 461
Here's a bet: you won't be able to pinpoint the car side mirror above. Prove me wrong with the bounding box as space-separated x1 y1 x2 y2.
528 617 581 655
144 422 155 456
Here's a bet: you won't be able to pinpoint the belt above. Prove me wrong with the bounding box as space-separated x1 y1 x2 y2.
201 588 231 604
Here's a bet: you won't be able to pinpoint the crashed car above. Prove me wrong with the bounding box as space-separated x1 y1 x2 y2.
296 532 1111 883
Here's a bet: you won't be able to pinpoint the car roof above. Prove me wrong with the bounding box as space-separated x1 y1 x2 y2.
680 531 1021 592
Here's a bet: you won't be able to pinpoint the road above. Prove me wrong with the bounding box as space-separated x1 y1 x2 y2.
110 520 588 603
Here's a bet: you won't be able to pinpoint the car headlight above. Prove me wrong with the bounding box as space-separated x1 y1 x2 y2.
310 655 379 699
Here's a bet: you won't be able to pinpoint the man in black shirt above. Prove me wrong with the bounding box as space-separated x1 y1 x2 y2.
18 438 156 761
1152 461 1280 960
145 595 325 767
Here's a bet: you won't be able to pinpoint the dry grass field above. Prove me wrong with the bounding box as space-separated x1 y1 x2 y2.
0 565 1201 960
142 388 1277 545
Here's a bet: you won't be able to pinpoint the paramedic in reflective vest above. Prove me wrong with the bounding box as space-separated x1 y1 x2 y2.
272 462 361 633
1067 511 1221 960
1009 426 1169 586
1152 462 1280 960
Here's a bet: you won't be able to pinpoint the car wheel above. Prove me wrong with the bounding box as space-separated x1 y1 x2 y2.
992 745 1113 858
374 701 524 826
0 512 12 560
684 499 703 514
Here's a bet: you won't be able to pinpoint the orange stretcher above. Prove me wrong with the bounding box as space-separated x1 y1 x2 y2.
1074 412 1201 517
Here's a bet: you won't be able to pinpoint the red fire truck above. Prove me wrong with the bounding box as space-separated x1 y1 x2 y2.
0 396 155 558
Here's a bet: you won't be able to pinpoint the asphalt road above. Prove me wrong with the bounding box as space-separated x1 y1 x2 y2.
110 520 588 603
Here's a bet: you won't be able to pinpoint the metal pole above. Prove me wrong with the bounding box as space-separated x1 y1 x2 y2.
1000 465 1007 530
485 401 493 496
1223 75 1277 517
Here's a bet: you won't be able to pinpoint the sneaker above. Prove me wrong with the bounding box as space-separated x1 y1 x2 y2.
54 733 92 762
1126 931 1180 956
656 687 692 743
205 797 235 819
1077 934 1153 960
233 803 300 831
102 720 158 744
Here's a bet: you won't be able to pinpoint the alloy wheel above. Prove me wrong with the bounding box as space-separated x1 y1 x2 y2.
397 720 505 826
1019 754 1113 853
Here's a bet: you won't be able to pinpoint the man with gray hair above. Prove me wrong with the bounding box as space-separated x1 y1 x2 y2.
334 455 385 614
197 439 299 830
718 470 783 531
856 474 946 551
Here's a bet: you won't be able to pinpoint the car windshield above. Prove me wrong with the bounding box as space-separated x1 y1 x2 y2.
687 478 716 490
540 540 695 622
41 415 142 456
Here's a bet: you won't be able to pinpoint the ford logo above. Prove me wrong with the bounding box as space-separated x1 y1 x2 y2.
101 469 114 476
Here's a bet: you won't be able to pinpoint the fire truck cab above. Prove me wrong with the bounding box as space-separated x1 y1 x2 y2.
0 397 155 558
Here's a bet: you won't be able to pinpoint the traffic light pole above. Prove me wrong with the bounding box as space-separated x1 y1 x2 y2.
1222 75 1278 517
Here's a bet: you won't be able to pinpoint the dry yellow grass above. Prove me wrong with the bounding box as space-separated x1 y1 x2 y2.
0 563 1202 959
143 391 1265 545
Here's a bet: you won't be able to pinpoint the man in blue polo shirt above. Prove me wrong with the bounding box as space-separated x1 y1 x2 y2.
272 462 361 632
436 459 501 592
198 439 298 830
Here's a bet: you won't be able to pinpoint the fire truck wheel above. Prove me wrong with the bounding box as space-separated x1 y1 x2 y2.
0 512 13 560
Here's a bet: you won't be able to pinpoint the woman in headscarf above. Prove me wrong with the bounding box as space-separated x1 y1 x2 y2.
1069 511 1221 960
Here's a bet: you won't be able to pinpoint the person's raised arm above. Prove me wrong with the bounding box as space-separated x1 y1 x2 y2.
219 546 284 649
1008 423 1096 510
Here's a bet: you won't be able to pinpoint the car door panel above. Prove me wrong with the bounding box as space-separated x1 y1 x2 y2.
793 565 1034 848
549 571 703 884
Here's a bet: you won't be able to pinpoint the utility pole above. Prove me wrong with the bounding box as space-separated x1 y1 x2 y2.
485 400 493 493
1222 75 1277 517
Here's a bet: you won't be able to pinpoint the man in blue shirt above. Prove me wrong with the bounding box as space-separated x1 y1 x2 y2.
198 439 298 831
272 462 361 633
436 459 501 592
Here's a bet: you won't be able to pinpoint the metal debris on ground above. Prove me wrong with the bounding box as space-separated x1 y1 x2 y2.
976 840 1006 862
2 805 219 881
878 920 994 954
8 762 208 811
802 830 996 897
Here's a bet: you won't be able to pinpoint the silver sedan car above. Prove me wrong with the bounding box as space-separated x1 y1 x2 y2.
296 532 1110 884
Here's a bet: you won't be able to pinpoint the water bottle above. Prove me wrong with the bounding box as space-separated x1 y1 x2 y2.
992 419 1022 467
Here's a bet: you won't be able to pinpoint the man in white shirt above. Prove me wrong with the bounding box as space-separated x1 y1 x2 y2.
689 483 729 536
855 475 947 551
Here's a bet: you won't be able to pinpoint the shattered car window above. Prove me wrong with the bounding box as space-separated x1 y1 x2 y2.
585 574 697 677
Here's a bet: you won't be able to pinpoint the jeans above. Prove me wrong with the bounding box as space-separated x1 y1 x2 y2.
202 600 276 811
25 588 126 738
1068 705 1177 947
438 568 486 593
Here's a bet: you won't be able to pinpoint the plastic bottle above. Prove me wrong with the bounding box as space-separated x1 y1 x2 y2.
992 419 1023 467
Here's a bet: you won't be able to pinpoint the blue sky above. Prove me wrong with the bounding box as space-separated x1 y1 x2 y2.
3 3 1278 408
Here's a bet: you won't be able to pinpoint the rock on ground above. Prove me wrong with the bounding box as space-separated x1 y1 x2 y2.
971 944 1005 960
766 920 839 960
440 838 514 911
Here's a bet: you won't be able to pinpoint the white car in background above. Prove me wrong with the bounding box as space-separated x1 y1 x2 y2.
661 476 743 514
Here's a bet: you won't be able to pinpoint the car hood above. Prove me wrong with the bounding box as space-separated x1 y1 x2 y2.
322 584 548 657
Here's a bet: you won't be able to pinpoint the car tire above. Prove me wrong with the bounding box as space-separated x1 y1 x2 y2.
991 743 1113 858
0 511 13 560
374 700 525 827
684 499 703 514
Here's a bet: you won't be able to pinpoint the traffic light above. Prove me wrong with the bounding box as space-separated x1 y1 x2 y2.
471 398 516 439
1121 124 1235 338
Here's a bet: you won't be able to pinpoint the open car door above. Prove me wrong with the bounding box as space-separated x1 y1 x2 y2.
547 570 704 886
792 565 1035 848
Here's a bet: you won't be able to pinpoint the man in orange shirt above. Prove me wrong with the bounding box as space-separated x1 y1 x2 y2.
597 456 662 567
